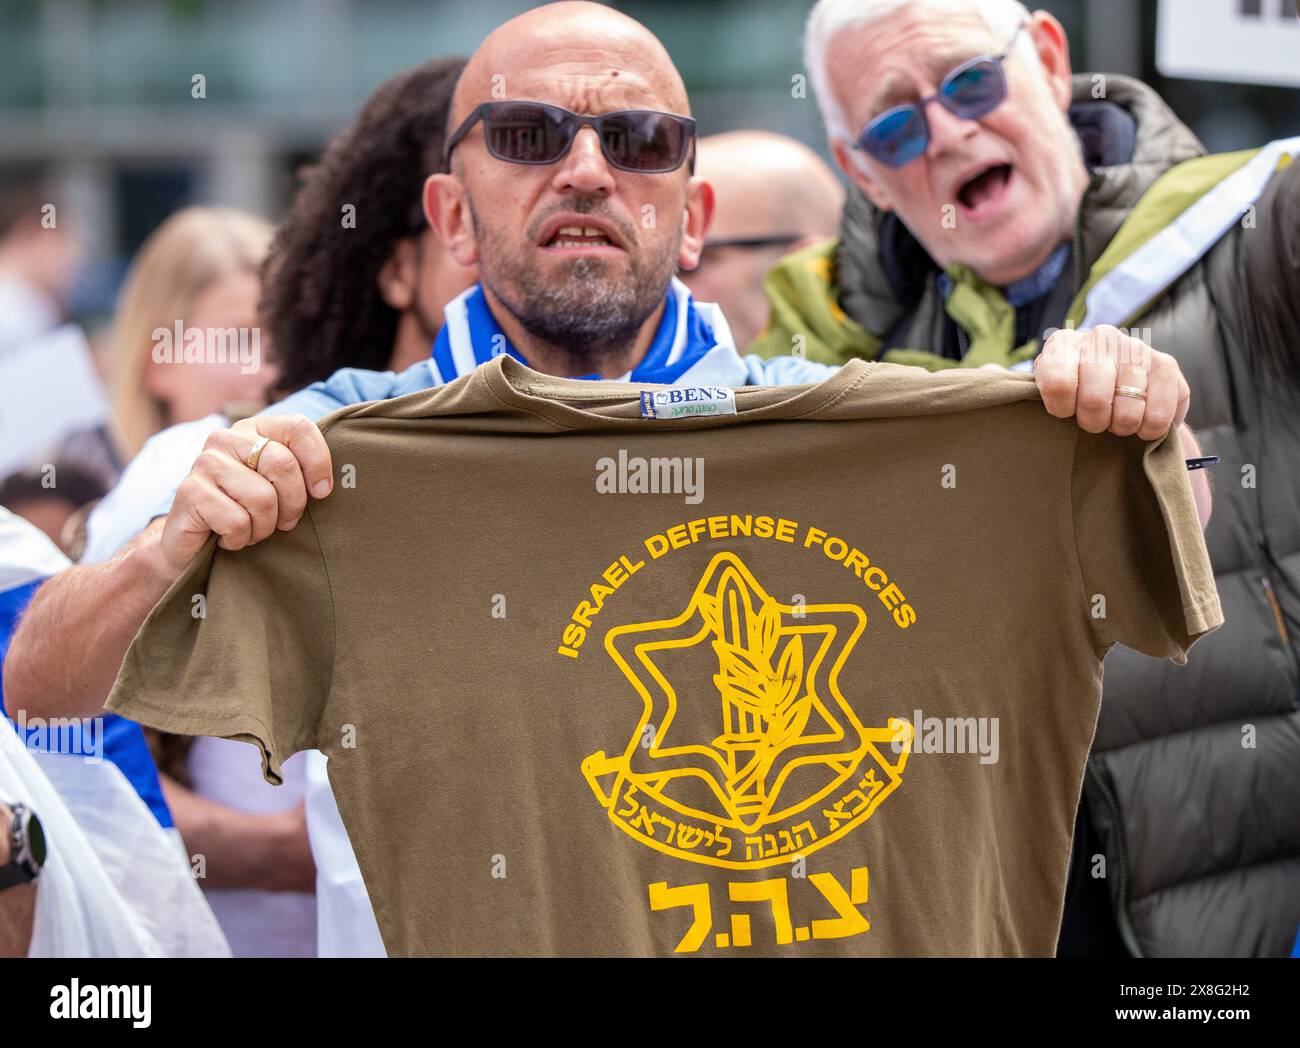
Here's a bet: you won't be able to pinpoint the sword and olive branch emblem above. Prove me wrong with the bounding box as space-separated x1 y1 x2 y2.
582 551 911 869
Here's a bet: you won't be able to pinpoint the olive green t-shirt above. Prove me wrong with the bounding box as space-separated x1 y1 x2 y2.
106 356 1222 956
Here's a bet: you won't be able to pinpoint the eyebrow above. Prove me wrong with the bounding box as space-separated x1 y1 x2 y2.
863 44 989 120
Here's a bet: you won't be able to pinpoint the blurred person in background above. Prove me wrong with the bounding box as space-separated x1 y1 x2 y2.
4 205 316 958
680 131 844 350
0 172 95 549
260 57 480 393
0 170 79 358
759 0 1300 957
6 56 475 957
0 466 105 550
104 206 276 472
2 207 277 555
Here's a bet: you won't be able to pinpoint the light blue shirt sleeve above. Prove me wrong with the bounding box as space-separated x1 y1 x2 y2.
739 353 840 385
265 360 434 419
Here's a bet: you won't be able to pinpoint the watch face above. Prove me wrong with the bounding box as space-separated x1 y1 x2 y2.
26 813 46 868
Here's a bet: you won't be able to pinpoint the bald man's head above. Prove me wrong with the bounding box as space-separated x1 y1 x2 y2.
448 2 690 142
423 1 711 377
681 131 845 349
695 131 845 241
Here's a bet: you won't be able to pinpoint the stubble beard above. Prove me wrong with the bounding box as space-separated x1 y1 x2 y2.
468 194 680 367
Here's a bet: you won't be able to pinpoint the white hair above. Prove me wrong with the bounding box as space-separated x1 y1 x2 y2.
804 0 1044 147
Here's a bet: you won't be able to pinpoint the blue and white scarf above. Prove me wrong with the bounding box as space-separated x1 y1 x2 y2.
429 277 737 386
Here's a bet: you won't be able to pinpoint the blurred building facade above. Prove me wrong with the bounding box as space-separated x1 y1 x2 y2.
1 0 1297 320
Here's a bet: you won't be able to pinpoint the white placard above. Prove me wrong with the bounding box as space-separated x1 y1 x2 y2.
1157 0 1300 88
0 325 109 477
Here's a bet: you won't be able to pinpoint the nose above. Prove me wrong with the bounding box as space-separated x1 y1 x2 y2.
552 124 616 196
923 95 978 161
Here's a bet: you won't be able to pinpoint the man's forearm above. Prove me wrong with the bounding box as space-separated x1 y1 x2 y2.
160 777 316 894
2 518 176 722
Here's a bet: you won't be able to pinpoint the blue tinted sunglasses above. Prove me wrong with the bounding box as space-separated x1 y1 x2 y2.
853 24 1026 168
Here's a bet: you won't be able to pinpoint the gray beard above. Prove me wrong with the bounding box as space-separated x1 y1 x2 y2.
499 258 667 359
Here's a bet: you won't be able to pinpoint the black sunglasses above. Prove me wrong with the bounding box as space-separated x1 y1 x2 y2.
853 23 1026 168
444 100 696 174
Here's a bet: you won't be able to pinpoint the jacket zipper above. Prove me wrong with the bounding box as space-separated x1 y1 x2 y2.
1085 757 1144 957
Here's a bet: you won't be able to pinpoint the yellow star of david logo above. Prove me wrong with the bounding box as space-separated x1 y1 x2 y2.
582 551 911 869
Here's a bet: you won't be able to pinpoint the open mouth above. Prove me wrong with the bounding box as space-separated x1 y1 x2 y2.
542 225 619 250
957 163 1013 214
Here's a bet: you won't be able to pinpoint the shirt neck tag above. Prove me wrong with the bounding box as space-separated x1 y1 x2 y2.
639 386 737 420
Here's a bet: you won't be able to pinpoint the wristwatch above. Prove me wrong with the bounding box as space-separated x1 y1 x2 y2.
0 802 46 890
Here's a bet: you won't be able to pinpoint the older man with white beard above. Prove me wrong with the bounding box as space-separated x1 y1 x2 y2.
753 0 1300 958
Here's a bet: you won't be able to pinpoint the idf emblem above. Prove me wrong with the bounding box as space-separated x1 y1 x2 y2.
582 551 911 869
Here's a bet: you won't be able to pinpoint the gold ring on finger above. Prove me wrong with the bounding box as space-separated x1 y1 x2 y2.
1114 385 1147 401
247 436 272 471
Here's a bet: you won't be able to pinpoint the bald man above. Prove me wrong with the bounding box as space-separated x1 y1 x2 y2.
680 131 845 349
5 1 833 957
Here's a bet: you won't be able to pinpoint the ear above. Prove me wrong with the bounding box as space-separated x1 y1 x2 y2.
377 238 417 310
831 138 893 213
424 172 479 268
676 176 715 272
1026 10 1073 111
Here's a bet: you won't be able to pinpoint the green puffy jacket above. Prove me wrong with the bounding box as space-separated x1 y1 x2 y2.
753 74 1300 957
